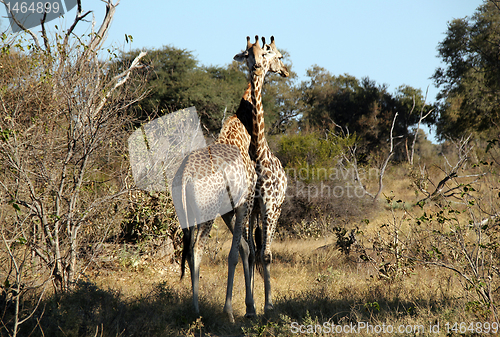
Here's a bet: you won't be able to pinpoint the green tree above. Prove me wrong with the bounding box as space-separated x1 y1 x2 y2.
120 46 298 136
277 129 356 178
119 47 247 133
261 52 302 134
300 67 430 160
433 1 500 139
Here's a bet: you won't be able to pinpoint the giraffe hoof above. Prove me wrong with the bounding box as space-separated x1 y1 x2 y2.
244 312 256 319
226 312 235 324
264 304 274 314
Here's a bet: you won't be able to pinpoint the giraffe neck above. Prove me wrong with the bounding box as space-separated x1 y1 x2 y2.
250 71 267 161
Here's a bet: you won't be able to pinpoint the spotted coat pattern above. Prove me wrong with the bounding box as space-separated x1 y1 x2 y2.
174 107 257 322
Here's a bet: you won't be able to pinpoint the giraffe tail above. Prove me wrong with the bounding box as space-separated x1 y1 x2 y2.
254 224 264 278
180 228 190 279
180 176 194 280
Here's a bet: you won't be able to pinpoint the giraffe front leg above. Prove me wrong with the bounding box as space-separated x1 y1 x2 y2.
222 205 256 319
261 248 273 313
261 209 278 314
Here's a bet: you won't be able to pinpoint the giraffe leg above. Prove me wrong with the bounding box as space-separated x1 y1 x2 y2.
245 209 257 317
221 210 236 232
223 205 246 323
261 205 278 314
221 209 256 319
189 221 212 315
238 206 257 319
188 228 200 315
189 252 200 315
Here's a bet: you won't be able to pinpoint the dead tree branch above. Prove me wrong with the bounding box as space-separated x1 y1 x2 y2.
408 87 434 165
416 135 477 203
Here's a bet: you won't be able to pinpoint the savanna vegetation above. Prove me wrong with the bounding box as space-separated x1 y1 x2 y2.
2 0 500 336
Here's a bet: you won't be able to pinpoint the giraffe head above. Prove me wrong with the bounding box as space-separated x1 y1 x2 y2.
234 35 289 78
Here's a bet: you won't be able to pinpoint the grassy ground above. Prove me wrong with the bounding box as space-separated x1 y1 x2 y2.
16 223 487 337
6 158 499 336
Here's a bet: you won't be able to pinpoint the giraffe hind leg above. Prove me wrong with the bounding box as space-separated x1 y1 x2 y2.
254 214 264 278
189 220 213 315
222 205 247 323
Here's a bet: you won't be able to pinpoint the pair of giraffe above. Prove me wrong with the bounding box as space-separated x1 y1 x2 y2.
173 36 288 322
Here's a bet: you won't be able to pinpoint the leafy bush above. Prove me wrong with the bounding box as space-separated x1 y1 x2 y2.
277 129 357 182
121 191 182 263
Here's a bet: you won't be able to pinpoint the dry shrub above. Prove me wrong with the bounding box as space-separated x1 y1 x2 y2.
278 177 377 240
0 2 149 335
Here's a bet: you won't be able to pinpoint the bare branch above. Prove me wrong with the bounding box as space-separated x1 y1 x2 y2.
408 87 434 165
86 0 120 55
93 51 146 117
418 135 473 203
0 0 145 293
64 0 92 48
373 112 399 201
336 113 399 201
40 11 51 53
341 143 375 199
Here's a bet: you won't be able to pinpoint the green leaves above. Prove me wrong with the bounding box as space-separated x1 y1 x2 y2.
486 139 498 153
300 67 431 160
276 130 357 181
433 2 500 138
0 128 14 142
117 47 248 133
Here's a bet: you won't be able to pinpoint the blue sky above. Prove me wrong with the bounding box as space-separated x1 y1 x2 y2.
1 0 485 140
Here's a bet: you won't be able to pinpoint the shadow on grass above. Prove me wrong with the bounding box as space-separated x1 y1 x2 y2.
11 279 455 337
14 280 243 337
243 284 457 336
244 288 457 336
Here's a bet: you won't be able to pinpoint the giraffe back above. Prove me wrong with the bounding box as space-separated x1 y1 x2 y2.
217 115 256 189
217 116 250 155
172 143 248 230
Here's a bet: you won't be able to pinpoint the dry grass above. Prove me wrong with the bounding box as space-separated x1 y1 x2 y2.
7 228 485 337
4 155 500 336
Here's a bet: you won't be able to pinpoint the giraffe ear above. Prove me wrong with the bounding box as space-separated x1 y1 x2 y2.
234 36 252 62
233 51 248 62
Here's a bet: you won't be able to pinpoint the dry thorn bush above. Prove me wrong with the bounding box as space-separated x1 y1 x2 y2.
0 1 147 335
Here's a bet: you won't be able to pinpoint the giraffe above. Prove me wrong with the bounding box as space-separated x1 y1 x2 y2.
234 36 289 313
176 36 288 321
174 113 257 323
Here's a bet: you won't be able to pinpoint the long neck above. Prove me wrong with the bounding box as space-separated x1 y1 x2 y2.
250 71 267 161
